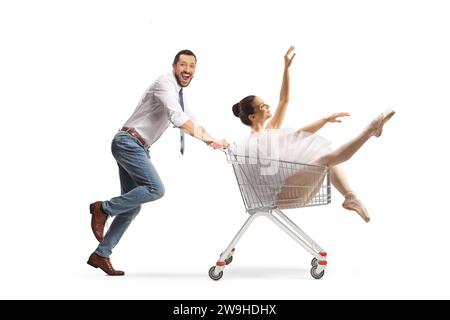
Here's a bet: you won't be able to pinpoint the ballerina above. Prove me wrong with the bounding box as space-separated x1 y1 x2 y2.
232 46 395 222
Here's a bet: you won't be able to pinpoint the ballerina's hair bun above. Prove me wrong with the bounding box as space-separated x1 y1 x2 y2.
232 103 241 117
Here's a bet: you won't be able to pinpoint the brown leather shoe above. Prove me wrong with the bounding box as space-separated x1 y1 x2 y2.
87 252 125 276
90 201 108 242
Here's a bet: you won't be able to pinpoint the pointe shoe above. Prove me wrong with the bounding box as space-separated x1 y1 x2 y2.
368 109 396 137
342 193 370 223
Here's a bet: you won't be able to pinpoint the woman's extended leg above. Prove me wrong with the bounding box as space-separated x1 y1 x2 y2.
314 109 395 167
330 165 370 222
314 109 394 222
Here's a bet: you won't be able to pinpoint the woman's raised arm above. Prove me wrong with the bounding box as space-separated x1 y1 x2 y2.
266 46 296 129
298 112 350 134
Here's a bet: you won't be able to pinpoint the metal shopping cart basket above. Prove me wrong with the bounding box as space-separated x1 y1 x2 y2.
208 149 331 280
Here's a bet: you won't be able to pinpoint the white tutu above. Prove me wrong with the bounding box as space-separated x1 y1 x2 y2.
230 129 332 210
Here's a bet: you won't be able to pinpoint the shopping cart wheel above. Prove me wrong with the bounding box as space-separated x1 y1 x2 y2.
208 266 223 281
220 252 234 265
310 265 325 279
311 258 318 267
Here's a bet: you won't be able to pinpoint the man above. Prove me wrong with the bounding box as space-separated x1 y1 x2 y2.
87 50 228 275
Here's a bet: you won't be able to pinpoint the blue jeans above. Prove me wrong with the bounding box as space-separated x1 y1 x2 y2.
95 132 165 258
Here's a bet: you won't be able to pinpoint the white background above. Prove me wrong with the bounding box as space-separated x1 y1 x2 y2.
1 0 449 299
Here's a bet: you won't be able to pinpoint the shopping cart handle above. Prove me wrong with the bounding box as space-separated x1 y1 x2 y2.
209 142 223 149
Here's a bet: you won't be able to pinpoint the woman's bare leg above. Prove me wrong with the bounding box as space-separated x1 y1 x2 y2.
314 109 395 167
330 165 352 196
314 109 395 222
314 129 371 167
331 165 370 222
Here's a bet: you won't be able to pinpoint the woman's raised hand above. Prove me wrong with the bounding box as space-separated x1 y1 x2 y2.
284 46 296 68
325 112 350 123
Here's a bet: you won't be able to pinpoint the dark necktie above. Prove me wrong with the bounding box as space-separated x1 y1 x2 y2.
179 88 185 155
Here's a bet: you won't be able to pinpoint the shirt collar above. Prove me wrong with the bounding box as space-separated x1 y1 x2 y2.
171 72 183 93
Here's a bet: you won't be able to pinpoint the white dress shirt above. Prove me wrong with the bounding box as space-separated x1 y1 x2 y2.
123 73 199 147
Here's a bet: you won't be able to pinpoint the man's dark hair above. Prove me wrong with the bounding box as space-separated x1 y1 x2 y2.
173 50 197 65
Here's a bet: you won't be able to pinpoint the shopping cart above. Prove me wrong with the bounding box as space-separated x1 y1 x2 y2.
208 148 331 280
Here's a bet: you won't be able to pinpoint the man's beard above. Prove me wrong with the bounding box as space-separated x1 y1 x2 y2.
175 73 193 87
